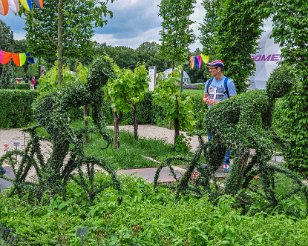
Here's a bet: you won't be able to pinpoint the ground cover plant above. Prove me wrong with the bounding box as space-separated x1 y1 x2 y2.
0 175 308 245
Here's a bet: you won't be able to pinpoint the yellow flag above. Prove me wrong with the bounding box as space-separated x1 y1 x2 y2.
201 54 210 64
19 53 27 66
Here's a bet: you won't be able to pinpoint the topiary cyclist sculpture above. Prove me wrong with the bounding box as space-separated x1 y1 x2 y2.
0 55 122 203
154 65 308 215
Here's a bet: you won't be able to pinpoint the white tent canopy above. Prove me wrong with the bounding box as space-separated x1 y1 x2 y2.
249 18 281 89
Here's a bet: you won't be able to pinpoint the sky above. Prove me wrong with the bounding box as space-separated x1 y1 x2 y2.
0 0 205 50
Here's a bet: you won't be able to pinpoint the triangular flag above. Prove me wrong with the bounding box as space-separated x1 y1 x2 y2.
201 54 210 64
12 52 20 66
19 0 32 11
189 56 195 69
194 56 199 69
32 0 43 8
26 52 35 63
0 0 9 15
19 53 26 66
8 0 19 13
197 54 202 69
0 51 11 64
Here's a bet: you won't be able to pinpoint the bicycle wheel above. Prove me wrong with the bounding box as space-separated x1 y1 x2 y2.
0 150 36 195
239 164 308 216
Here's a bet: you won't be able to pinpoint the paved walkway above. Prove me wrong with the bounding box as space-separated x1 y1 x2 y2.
0 125 284 191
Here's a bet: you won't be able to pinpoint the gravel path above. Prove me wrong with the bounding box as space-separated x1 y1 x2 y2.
0 125 200 158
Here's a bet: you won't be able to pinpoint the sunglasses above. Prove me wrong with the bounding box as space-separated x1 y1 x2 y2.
208 67 218 70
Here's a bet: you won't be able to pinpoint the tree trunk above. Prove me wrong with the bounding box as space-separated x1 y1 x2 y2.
174 97 180 144
180 69 184 92
132 104 138 141
113 111 123 149
83 105 89 143
57 0 63 85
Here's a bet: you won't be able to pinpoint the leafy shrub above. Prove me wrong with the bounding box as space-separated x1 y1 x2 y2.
102 91 206 131
12 83 31 90
269 65 308 175
0 89 38 128
1 176 308 245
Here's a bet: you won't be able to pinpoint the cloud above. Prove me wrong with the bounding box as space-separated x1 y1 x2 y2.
96 0 161 39
0 0 205 50
93 26 161 48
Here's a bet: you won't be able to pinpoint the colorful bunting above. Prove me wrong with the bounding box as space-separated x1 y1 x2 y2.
189 54 210 69
0 0 43 16
0 50 35 66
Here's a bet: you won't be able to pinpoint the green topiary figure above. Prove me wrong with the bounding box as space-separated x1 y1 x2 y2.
0 55 121 203
155 64 308 215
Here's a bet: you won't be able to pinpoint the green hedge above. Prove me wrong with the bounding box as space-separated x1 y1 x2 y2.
0 89 38 128
12 83 31 90
102 91 207 130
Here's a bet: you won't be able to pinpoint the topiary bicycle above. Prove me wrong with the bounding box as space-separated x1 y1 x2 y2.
0 55 122 204
154 88 308 216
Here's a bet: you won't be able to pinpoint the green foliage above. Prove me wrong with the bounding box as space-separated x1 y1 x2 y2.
12 83 31 90
268 0 308 174
159 0 196 66
25 0 114 63
0 55 120 203
273 86 308 175
0 89 38 128
37 61 88 95
135 41 172 72
200 0 271 93
1 176 308 245
271 0 307 71
266 65 294 101
153 69 196 131
83 127 186 169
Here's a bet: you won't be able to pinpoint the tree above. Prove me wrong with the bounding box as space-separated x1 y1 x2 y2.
135 41 171 72
270 0 308 174
96 43 138 70
153 68 195 144
159 0 196 68
25 0 115 84
105 64 148 147
158 0 196 140
0 20 15 88
200 0 270 93
199 0 220 56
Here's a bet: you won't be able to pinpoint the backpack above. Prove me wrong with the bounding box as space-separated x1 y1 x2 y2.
206 77 230 98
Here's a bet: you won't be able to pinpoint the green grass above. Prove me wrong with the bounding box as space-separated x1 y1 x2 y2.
183 89 204 96
28 120 194 170
84 129 192 170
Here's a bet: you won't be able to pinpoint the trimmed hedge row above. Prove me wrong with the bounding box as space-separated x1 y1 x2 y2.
0 90 206 130
0 89 38 128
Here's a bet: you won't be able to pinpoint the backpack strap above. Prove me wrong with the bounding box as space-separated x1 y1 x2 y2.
224 77 230 98
206 78 213 94
207 77 230 98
